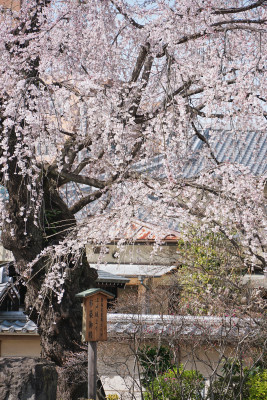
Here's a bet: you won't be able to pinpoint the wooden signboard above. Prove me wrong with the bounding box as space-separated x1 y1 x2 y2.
83 293 107 342
76 288 114 342
76 288 114 400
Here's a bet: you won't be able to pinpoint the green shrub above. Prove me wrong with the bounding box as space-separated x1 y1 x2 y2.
209 360 249 400
248 369 267 400
209 359 267 400
106 395 120 400
138 345 173 388
144 366 204 400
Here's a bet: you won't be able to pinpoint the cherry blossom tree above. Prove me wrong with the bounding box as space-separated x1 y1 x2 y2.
0 0 266 395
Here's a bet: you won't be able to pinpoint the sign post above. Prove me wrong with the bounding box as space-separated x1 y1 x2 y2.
76 288 115 400
88 341 97 399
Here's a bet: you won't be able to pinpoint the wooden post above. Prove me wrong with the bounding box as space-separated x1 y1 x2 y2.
76 288 115 400
88 341 97 400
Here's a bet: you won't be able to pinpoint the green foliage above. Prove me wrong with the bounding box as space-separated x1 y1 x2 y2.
106 395 120 400
174 229 243 315
209 359 267 400
138 345 173 388
248 369 267 400
210 359 249 400
144 366 204 400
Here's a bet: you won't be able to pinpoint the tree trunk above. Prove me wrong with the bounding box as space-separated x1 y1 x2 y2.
2 178 97 362
2 176 97 399
0 0 97 371
0 2 98 397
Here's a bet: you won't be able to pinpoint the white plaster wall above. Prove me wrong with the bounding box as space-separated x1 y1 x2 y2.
87 244 180 266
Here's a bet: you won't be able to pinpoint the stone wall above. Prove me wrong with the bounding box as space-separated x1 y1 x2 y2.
0 357 57 400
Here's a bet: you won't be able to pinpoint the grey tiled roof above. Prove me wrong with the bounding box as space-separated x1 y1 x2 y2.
97 269 130 284
183 130 267 177
135 130 267 178
93 264 177 278
0 311 260 340
0 311 38 334
107 314 260 341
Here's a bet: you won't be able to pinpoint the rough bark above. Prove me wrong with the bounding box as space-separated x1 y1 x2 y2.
0 4 99 398
0 0 97 371
2 175 97 400
2 177 97 363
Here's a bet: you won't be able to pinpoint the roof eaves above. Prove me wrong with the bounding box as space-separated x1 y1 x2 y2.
0 311 38 335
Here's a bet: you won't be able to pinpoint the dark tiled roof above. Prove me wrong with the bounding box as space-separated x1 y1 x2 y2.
0 310 260 340
135 130 267 178
183 130 267 177
0 311 38 334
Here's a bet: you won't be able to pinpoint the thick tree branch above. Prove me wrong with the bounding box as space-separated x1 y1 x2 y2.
70 190 103 214
213 0 266 15
186 79 236 99
59 129 76 138
189 105 224 119
72 157 91 175
135 80 192 124
176 25 265 47
51 170 106 189
135 76 238 124
129 55 154 117
48 138 87 181
131 136 145 160
109 0 144 29
60 138 81 171
130 44 150 83
183 181 221 197
72 150 104 177
191 122 220 166
212 18 267 27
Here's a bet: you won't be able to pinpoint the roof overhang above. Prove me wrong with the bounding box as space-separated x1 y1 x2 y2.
92 264 177 278
0 311 38 335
